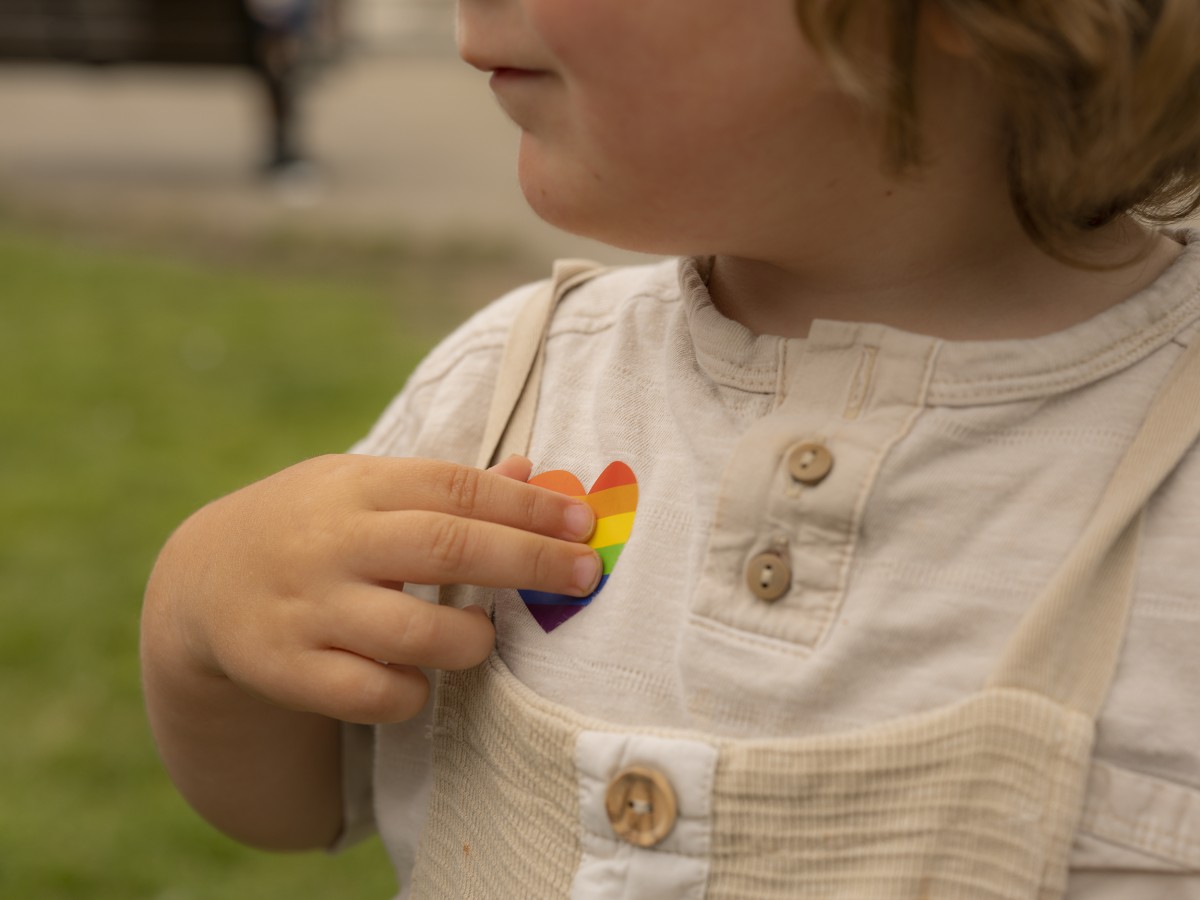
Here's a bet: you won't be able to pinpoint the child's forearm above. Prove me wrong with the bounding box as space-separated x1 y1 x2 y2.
140 517 345 852
141 593 344 851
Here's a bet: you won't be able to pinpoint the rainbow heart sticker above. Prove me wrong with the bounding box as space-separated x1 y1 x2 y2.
518 461 638 632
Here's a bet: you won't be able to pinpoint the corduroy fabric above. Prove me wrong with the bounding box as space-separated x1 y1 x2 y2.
707 690 1091 899
408 658 582 898
410 656 1093 900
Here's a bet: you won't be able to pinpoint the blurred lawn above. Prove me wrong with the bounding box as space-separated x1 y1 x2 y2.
0 223 459 898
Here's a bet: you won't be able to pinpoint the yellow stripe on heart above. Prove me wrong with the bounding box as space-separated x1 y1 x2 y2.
590 511 636 550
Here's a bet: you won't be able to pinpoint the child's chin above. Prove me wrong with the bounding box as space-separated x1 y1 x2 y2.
515 158 701 256
520 188 684 256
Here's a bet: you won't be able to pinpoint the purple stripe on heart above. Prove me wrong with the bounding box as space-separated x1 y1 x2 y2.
523 575 609 631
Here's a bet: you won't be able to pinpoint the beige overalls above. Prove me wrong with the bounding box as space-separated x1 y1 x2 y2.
406 262 1200 899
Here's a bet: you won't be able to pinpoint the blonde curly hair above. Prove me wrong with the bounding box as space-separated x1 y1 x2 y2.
795 0 1200 256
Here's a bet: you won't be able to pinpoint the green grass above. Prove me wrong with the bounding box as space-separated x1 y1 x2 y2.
0 224 458 898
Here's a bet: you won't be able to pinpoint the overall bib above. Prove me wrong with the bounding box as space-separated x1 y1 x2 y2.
407 262 1200 899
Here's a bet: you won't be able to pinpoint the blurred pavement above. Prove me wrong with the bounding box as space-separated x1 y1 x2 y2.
0 31 652 266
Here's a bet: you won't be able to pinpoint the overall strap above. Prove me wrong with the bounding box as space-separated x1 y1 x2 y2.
989 334 1200 715
475 259 607 469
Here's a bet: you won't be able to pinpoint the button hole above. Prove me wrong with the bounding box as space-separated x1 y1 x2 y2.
629 799 652 815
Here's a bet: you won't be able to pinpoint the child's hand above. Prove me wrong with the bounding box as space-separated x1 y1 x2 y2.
145 454 598 725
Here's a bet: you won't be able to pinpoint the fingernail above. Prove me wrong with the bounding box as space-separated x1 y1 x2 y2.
563 501 595 541
573 552 601 595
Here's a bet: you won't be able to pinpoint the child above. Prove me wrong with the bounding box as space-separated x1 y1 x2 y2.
142 1 1200 897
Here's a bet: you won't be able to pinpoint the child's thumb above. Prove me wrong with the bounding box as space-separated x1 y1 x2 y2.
487 454 533 482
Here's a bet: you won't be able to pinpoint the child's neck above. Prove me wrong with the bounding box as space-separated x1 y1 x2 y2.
706 219 1182 342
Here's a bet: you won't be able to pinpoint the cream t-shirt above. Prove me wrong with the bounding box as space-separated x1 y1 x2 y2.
347 232 1200 897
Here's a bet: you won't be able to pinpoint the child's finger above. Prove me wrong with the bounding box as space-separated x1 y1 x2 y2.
321 587 495 673
350 510 602 597
487 454 533 481
273 648 434 724
355 456 595 542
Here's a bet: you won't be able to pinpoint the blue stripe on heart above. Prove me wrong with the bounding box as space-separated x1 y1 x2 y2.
519 575 609 606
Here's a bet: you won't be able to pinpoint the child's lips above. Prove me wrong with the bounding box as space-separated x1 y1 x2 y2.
489 67 550 86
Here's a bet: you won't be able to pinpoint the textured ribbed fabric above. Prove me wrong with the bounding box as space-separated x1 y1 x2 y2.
708 690 1091 899
409 657 582 898
410 657 1092 899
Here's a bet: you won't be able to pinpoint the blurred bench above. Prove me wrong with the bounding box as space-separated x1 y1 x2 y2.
0 0 341 171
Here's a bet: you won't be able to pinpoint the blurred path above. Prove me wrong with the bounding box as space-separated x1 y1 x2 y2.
0 41 652 266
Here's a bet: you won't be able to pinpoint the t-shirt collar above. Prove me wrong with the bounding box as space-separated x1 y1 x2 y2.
679 229 1200 406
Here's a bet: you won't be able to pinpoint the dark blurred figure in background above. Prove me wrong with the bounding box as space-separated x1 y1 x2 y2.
0 0 343 176
245 0 342 175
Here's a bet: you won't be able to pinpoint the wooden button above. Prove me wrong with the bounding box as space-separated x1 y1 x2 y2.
787 442 833 485
746 551 791 602
604 766 678 848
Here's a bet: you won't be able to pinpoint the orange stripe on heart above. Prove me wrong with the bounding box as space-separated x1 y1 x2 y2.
518 461 638 632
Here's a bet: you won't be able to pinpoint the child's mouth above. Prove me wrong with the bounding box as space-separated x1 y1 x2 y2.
490 67 548 85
